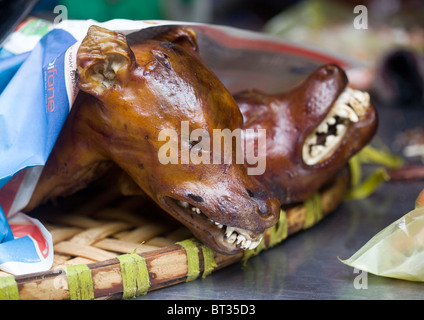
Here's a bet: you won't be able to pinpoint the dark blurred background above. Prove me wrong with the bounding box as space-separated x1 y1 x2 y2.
30 0 299 30
1 0 424 108
27 0 424 63
24 0 424 31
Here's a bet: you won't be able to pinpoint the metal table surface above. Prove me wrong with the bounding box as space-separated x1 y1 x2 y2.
138 102 424 300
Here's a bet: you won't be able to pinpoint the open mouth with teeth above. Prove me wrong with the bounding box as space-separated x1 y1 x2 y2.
164 197 263 253
302 87 370 166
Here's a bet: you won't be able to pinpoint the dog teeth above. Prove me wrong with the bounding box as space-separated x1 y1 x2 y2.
327 117 336 125
236 234 246 245
215 221 224 228
244 240 252 249
176 199 262 250
325 135 336 144
345 88 370 116
225 226 235 238
224 226 262 250
227 233 237 243
302 87 370 166
179 201 189 208
250 238 262 250
191 207 201 214
308 135 317 145
310 145 325 157
317 122 328 133
336 124 346 135
335 106 349 119
334 103 359 123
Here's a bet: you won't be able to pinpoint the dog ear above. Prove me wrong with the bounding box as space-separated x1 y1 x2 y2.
77 25 135 96
153 27 199 53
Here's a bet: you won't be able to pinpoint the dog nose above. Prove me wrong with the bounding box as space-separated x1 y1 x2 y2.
246 188 280 227
247 188 275 215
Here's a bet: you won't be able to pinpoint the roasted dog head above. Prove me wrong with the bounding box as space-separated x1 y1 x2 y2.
237 64 378 204
28 26 280 255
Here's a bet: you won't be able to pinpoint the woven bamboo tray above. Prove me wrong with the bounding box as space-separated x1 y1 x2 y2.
0 168 349 300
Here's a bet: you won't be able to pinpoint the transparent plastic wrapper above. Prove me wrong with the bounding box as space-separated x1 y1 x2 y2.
0 19 355 275
340 193 424 282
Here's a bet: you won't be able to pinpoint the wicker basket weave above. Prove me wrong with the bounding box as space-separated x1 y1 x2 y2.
0 168 349 300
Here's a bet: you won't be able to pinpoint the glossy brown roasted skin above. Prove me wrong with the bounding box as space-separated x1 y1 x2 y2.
25 25 280 255
237 64 378 204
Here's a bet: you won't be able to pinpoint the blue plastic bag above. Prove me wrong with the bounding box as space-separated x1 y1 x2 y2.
0 27 76 275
